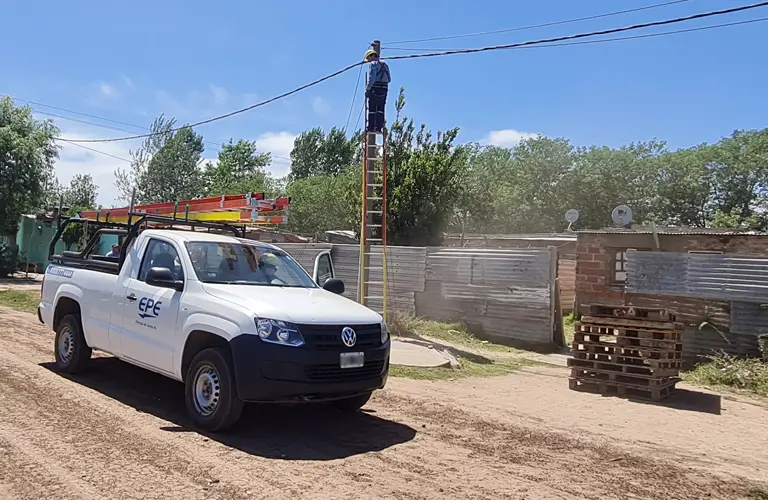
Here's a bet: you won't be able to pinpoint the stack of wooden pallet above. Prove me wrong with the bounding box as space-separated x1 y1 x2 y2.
568 304 683 401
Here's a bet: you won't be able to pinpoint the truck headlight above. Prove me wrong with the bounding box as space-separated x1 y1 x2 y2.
255 318 305 347
380 320 389 344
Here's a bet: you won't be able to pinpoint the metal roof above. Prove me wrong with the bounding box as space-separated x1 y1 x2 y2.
576 226 766 236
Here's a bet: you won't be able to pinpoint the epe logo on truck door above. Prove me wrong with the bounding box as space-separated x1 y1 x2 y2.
138 297 162 319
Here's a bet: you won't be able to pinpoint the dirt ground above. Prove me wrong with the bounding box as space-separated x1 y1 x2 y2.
1 304 767 500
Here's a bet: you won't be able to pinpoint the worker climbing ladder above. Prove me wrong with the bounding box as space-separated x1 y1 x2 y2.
357 129 389 321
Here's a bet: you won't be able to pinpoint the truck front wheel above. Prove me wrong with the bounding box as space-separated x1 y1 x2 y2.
54 314 92 374
184 347 244 432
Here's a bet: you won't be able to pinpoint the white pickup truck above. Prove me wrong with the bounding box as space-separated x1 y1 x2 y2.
38 215 390 432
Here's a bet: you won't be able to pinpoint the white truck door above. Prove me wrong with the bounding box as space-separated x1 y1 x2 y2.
120 237 183 375
312 250 335 286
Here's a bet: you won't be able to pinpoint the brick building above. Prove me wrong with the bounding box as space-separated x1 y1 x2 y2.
575 228 768 360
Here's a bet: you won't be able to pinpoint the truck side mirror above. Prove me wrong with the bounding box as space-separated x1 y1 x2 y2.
322 278 345 295
146 267 184 291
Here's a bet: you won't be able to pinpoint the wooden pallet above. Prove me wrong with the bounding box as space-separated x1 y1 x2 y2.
567 357 680 377
579 315 683 332
574 322 682 341
569 377 677 401
572 341 683 360
573 333 682 352
570 367 679 387
570 350 683 369
588 304 677 323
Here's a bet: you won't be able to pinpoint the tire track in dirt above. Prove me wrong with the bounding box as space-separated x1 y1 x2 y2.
0 308 573 499
0 306 762 499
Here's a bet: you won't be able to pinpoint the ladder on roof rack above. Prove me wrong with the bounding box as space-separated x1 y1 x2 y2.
357 128 389 321
77 192 291 226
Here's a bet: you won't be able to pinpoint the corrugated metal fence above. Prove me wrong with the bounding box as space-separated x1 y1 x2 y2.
626 250 768 358
626 251 768 303
277 243 557 346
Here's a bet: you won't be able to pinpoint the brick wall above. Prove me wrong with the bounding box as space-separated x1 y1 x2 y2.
574 231 767 360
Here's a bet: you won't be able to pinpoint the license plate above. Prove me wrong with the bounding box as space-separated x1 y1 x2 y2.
340 352 364 369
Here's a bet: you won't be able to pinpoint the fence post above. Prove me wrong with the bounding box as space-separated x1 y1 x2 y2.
548 246 562 345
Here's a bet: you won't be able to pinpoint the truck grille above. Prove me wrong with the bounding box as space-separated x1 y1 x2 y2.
298 324 382 351
305 359 387 382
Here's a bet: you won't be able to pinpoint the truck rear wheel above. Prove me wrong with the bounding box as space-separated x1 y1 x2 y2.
184 347 244 432
54 314 92 374
329 392 372 412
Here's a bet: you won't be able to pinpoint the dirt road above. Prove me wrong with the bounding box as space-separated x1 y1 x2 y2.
0 305 765 500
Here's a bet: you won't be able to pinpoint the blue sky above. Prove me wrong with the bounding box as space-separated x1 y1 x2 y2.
3 0 767 206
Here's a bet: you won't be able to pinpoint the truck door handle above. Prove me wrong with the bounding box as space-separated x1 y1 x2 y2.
126 294 137 302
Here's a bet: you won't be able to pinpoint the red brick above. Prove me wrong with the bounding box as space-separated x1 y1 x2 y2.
579 260 605 270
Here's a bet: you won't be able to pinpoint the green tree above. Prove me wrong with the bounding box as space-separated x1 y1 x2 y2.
285 171 359 236
289 126 361 180
114 115 205 203
385 88 469 246
0 96 60 239
204 139 275 196
707 129 768 222
64 173 98 209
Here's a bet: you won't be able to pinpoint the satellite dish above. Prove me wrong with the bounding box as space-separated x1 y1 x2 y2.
565 209 579 224
611 205 633 226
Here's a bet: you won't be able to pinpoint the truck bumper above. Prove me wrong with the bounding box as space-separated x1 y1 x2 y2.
228 334 390 403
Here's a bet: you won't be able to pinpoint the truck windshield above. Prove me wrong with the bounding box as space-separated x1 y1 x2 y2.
184 241 317 288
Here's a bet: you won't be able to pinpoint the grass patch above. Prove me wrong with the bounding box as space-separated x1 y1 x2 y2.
563 312 575 346
390 314 516 354
748 487 768 500
390 356 529 381
682 351 768 398
0 289 39 314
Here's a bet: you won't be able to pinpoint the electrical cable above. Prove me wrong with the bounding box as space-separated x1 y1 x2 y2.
54 1 768 144
58 61 365 143
382 16 768 52
344 64 365 133
55 138 133 163
20 98 293 165
384 1 768 61
384 0 691 45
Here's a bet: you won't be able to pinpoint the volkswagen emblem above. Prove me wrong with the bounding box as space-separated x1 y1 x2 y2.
340 327 357 347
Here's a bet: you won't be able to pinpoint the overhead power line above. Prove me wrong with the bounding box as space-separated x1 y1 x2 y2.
17 97 292 164
383 16 768 52
384 0 692 45
55 138 133 163
59 61 364 143
384 1 768 61
344 63 365 133
57 1 768 144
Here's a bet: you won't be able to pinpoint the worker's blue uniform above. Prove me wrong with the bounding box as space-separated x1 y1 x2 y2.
366 59 391 133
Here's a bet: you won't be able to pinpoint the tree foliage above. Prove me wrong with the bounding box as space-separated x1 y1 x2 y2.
0 97 60 236
289 126 361 180
114 115 205 204
64 173 98 210
204 139 275 196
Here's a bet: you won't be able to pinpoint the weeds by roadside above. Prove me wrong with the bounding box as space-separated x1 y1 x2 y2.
0 289 39 314
390 313 517 354
683 342 768 398
390 356 530 381
748 487 768 500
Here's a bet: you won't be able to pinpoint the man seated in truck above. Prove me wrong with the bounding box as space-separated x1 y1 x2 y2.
105 243 120 258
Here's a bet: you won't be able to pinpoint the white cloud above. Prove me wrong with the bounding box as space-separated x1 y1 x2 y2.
52 123 141 208
255 131 297 178
311 97 330 116
209 84 228 105
120 74 135 89
480 128 538 148
98 83 119 99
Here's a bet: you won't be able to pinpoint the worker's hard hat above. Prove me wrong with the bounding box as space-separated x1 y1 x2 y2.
364 49 378 61
261 252 279 267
